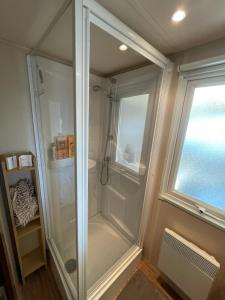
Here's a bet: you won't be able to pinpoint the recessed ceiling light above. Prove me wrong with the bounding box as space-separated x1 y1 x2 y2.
171 10 186 22
119 44 128 51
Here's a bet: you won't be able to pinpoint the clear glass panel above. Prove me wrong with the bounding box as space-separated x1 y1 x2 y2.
175 84 225 212
32 3 78 290
116 94 149 173
88 23 162 289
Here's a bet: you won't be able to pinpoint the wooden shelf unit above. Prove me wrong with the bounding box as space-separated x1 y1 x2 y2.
0 152 47 284
17 218 41 239
6 166 35 173
21 247 45 278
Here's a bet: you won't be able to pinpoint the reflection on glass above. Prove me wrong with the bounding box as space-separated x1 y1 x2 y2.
26 0 78 291
116 94 149 173
88 23 162 289
175 84 225 211
37 56 77 286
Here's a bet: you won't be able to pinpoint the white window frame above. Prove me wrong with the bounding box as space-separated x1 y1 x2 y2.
112 85 153 178
161 56 225 231
109 66 160 183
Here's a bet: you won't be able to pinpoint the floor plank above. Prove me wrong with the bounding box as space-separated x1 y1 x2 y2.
139 261 181 300
19 267 62 300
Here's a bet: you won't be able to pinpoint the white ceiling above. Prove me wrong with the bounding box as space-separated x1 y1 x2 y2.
97 0 225 54
39 4 147 76
1 0 225 71
90 25 148 76
0 0 65 48
39 5 73 62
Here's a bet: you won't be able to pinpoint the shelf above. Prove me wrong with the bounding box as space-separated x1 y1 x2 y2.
48 157 96 170
31 214 40 221
17 219 41 239
21 248 45 277
1 152 46 283
48 157 74 169
6 166 35 173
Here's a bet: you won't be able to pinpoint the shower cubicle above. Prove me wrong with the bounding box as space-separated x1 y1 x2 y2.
27 0 172 299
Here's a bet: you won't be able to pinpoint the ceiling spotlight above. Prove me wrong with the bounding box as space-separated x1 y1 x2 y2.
171 10 186 22
119 44 128 51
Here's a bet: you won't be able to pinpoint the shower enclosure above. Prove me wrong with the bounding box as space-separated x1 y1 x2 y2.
28 0 172 299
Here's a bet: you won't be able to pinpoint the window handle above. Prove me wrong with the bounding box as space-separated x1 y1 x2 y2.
195 205 206 215
195 204 225 224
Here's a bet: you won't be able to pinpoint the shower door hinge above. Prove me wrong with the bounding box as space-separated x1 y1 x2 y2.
38 69 44 84
37 66 45 95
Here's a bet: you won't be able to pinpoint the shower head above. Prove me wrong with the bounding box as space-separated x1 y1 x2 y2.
92 85 102 92
110 77 117 84
92 77 117 92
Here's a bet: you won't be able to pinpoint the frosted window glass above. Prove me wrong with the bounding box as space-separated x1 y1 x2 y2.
175 85 225 211
116 94 149 173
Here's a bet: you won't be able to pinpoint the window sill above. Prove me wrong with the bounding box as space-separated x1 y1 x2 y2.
159 192 225 233
110 164 141 185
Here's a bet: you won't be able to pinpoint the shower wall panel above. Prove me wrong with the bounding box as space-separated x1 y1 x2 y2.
101 65 161 242
89 74 106 218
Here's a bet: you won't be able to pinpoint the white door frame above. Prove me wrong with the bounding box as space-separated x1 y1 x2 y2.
74 0 173 299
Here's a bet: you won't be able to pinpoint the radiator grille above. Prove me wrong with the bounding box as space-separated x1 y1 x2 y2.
164 230 218 279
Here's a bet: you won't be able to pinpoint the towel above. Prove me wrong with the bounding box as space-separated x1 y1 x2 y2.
10 179 38 227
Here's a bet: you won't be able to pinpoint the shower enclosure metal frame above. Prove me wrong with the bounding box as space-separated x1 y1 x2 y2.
75 0 173 299
27 0 173 299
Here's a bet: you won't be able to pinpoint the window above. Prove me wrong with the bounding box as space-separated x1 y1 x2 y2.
175 84 225 212
162 62 225 228
115 93 149 174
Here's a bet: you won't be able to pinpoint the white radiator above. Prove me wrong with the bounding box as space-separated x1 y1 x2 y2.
158 228 220 300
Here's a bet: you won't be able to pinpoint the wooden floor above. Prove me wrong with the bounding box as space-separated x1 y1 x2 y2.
117 270 169 300
116 261 181 300
17 261 180 300
18 267 62 300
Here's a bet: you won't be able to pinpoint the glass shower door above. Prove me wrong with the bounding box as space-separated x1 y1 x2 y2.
87 21 163 292
28 1 169 298
30 55 78 292
26 1 80 295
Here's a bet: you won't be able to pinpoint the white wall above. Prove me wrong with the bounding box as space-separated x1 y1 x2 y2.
0 41 35 297
0 42 35 154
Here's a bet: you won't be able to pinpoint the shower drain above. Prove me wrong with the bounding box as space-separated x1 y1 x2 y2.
65 258 77 273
